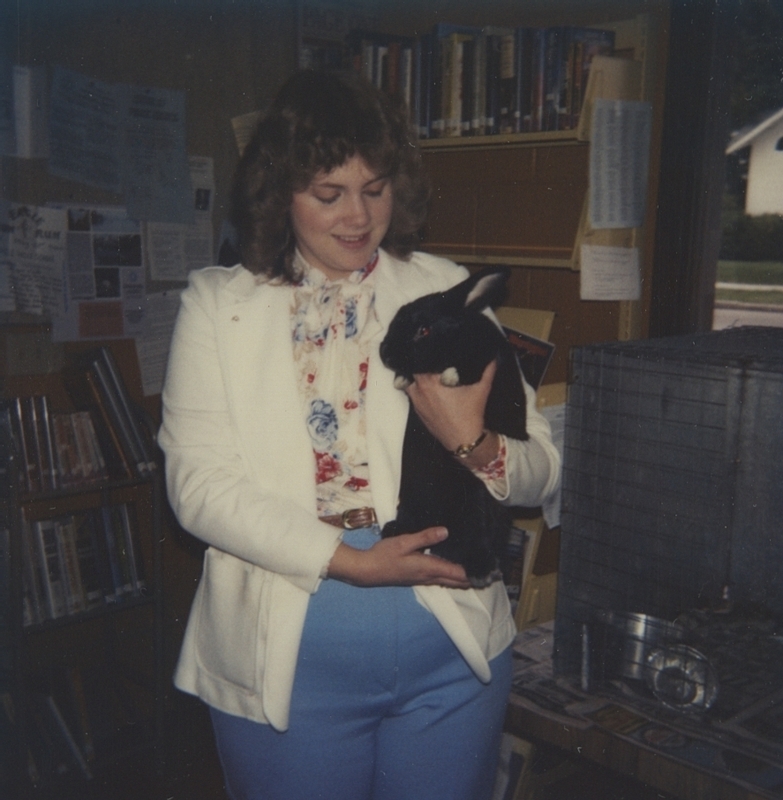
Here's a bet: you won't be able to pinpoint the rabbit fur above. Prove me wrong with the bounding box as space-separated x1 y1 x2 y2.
379 266 528 587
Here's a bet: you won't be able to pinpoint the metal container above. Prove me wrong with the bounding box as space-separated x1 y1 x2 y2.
599 611 687 681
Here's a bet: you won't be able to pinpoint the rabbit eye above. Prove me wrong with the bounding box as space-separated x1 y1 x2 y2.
414 325 430 341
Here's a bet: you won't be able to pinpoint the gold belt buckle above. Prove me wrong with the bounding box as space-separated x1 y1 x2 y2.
341 507 377 530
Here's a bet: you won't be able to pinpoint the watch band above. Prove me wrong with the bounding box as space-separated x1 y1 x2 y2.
451 430 488 459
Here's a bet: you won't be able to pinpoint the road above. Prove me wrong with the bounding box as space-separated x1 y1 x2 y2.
712 301 783 330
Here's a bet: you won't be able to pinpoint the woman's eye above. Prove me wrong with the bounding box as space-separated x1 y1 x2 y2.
315 194 339 205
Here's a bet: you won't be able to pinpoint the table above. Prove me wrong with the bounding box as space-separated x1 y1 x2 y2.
504 623 782 800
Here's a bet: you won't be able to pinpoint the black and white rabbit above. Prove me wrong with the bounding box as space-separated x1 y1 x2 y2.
379 266 528 587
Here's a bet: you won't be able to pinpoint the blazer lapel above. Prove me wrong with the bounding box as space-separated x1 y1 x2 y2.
215 273 317 509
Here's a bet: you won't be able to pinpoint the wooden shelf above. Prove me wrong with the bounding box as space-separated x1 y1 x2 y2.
418 129 581 150
420 140 589 266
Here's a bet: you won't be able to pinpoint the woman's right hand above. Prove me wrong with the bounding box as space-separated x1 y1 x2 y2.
326 527 472 589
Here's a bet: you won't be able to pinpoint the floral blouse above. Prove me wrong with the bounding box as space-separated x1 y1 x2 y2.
291 250 509 519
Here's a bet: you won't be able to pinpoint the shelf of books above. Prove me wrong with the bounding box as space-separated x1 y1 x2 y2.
0 341 164 796
336 15 650 267
346 22 618 144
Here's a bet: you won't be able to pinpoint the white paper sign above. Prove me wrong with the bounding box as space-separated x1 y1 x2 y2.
146 156 215 281
49 204 146 341
580 244 641 301
589 99 652 229
6 204 67 315
135 290 182 395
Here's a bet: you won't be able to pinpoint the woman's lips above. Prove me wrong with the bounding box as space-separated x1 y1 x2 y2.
334 232 370 248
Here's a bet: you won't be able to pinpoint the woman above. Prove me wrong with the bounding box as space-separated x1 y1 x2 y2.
159 69 560 800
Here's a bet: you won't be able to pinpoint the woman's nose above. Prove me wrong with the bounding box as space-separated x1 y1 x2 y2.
344 193 371 226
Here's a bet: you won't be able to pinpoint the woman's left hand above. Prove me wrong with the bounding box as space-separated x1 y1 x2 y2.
406 360 496 454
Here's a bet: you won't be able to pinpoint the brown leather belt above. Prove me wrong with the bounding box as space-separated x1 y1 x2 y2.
320 507 378 530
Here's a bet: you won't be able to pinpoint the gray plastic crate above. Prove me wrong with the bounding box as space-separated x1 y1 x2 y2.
554 326 783 677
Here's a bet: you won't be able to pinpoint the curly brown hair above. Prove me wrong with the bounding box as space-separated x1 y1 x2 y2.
230 69 430 281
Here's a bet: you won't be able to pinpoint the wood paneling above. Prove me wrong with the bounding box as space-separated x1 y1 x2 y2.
422 142 589 263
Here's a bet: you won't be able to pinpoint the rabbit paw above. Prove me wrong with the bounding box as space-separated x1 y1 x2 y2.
393 374 412 390
469 568 503 589
440 367 460 386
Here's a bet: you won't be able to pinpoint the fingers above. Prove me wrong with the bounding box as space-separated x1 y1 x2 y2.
389 527 471 588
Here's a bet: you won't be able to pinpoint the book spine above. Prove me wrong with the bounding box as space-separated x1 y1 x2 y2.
472 33 486 136
120 502 146 595
484 34 500 136
460 36 475 136
41 694 93 780
55 517 86 615
52 413 77 487
0 402 12 498
12 396 37 492
400 43 413 112
90 359 146 476
99 347 156 471
65 666 95 763
90 507 118 604
36 395 59 490
21 519 47 624
34 519 67 619
100 505 130 599
530 28 546 132
83 370 133 479
24 397 46 493
71 510 105 608
70 411 99 483
498 31 517 133
109 504 135 596
78 411 108 481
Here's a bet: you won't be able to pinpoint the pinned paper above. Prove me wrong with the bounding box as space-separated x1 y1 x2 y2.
580 244 640 301
589 99 652 229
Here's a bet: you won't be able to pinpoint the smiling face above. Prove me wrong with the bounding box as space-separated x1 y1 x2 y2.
290 155 393 280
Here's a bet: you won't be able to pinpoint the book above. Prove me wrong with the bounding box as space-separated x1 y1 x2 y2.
54 517 87 615
51 412 80 487
82 370 134 479
32 519 68 619
483 29 503 135
502 326 556 391
99 504 133 599
514 27 535 134
35 395 59 491
11 397 37 492
71 510 106 609
571 27 615 127
36 693 93 780
64 667 95 763
21 520 47 625
88 507 119 604
0 521 9 627
0 402 12 498
69 411 99 484
97 347 156 473
498 29 518 133
25 397 47 492
88 357 147 476
119 503 147 595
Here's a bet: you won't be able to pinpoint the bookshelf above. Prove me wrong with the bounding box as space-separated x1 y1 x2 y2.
296 3 667 385
0 327 165 798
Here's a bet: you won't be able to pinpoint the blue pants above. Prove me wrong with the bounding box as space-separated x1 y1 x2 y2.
210 528 513 800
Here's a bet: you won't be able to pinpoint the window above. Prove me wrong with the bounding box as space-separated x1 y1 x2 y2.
715 0 783 330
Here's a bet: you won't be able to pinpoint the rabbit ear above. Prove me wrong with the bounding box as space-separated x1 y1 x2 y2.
462 266 510 311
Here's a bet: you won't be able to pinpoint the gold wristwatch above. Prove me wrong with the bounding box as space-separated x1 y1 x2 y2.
452 430 488 459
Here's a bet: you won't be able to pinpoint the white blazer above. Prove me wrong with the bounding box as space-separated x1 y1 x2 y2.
159 249 560 731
